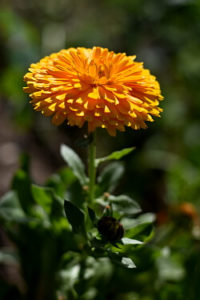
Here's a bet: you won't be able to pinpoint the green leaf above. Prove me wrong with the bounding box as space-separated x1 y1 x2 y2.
122 213 155 230
66 180 85 208
121 237 143 245
95 147 135 167
12 169 33 212
108 194 141 216
59 264 80 292
108 252 136 269
121 257 136 269
31 185 53 214
46 168 76 198
97 162 124 194
156 248 185 281
60 144 88 186
64 200 85 235
110 238 142 255
0 191 26 222
88 207 97 224
125 222 154 243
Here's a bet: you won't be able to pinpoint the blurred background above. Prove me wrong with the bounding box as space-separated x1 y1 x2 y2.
1 0 200 299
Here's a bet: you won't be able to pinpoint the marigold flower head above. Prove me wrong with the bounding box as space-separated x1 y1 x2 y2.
24 47 163 136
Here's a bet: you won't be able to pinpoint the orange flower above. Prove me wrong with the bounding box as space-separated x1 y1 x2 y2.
24 47 163 136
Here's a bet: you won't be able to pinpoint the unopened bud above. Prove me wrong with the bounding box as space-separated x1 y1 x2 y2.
97 216 124 242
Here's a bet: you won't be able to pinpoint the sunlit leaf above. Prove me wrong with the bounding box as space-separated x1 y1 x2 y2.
59 264 80 292
95 147 135 167
31 184 53 214
121 237 143 245
108 252 136 269
121 257 136 268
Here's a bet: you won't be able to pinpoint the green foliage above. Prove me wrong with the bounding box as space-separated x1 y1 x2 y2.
31 184 53 214
95 147 135 167
106 194 141 216
0 144 154 299
97 162 125 194
64 200 86 236
61 144 88 186
108 252 136 269
12 169 34 212
0 191 26 222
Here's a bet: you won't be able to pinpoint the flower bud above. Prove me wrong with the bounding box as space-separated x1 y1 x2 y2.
97 216 124 242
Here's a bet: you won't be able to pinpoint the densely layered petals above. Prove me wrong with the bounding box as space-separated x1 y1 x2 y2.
24 47 163 135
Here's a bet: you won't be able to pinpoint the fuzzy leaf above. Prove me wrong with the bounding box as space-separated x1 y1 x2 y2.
61 144 88 186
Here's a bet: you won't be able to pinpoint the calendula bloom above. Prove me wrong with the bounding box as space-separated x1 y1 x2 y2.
24 47 163 136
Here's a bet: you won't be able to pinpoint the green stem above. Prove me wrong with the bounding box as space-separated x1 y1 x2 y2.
88 131 96 204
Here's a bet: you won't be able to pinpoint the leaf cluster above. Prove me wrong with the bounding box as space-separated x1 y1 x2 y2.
0 145 154 299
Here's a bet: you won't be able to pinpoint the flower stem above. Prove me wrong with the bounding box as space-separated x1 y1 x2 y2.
88 131 96 204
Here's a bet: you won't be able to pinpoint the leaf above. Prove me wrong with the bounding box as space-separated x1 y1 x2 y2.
0 191 26 222
59 264 80 292
88 207 97 224
108 194 141 215
97 162 124 195
66 180 85 208
64 200 85 235
108 252 136 269
122 213 155 230
121 237 143 245
12 169 34 212
46 168 76 198
110 238 143 256
125 222 154 243
121 257 136 269
31 185 53 214
156 248 185 281
95 147 135 167
60 144 88 186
